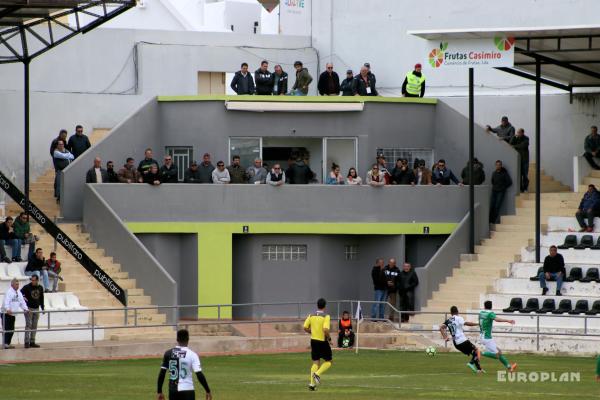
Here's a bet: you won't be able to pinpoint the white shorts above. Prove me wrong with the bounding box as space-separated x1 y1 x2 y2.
480 337 498 354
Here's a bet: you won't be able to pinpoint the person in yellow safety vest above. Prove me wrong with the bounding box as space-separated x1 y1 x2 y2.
402 63 426 98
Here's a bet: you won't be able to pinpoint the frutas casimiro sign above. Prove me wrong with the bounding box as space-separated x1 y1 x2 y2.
426 37 515 69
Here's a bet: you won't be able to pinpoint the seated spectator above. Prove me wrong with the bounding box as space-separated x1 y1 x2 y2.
85 157 108 183
184 161 202 183
376 154 391 185
143 164 162 186
138 148 158 179
106 161 119 183
583 126 600 170
391 158 415 185
24 248 44 282
290 61 312 96
230 62 255 95
353 66 377 96
212 161 231 184
67 125 91 159
367 164 385 187
44 251 63 293
346 167 362 185
489 160 512 224
266 164 285 186
287 155 315 184
337 311 355 348
227 155 247 183
413 159 432 185
198 153 215 183
432 159 461 186
272 65 288 95
486 116 515 142
14 212 38 261
576 184 600 232
460 158 485 185
53 140 74 202
318 63 340 96
538 245 565 296
247 158 268 184
340 70 354 97
160 155 178 183
118 157 140 184
326 163 345 185
0 216 18 262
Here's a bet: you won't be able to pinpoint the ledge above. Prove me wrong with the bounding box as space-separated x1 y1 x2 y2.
157 94 438 105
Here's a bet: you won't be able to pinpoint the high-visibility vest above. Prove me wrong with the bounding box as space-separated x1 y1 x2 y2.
406 71 425 95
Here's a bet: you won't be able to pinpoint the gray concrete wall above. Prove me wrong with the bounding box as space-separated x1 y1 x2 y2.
405 235 448 269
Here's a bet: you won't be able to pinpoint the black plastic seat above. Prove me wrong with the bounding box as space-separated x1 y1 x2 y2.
530 267 543 281
551 299 572 314
581 268 600 283
592 237 600 250
566 267 583 282
502 298 523 313
574 235 594 249
536 299 556 313
557 235 577 249
585 300 600 315
519 298 539 313
568 300 589 314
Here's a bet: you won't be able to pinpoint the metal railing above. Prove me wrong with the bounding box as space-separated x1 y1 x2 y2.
2 300 600 350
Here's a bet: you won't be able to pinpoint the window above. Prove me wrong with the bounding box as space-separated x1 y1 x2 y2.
376 148 434 170
262 245 307 261
344 245 359 261
166 147 193 182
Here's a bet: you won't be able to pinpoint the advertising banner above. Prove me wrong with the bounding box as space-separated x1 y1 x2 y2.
426 37 515 69
279 0 311 36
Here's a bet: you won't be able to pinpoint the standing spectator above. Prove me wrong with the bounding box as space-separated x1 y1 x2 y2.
461 158 486 185
398 262 419 323
24 248 44 282
272 64 288 95
337 311 355 348
384 258 400 321
346 167 362 185
67 125 91 159
376 154 391 184
366 164 385 187
106 161 119 183
117 157 140 184
137 148 158 178
340 70 354 96
576 184 600 232
353 66 377 96
326 163 345 185
230 62 255 95
14 212 37 261
391 158 416 185
53 140 74 202
184 161 202 183
318 63 340 96
198 153 215 183
49 129 68 157
227 155 247 183
414 159 432 185
20 274 44 348
402 63 426 98
291 61 313 96
489 160 513 224
538 245 565 296
212 161 231 184
85 157 108 183
288 154 315 184
247 158 268 184
1 278 28 349
0 216 19 262
509 128 530 192
160 155 178 183
266 164 285 186
486 116 515 142
583 126 600 170
254 60 274 95
44 251 63 293
364 62 376 87
432 159 461 186
143 164 162 186
370 258 387 320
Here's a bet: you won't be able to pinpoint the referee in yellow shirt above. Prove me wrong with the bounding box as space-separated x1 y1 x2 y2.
303 298 333 391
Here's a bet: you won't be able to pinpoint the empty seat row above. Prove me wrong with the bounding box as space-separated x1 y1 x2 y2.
529 267 600 283
558 235 600 249
503 298 600 315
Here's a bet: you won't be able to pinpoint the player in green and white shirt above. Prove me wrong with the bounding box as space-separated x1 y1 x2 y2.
479 300 517 372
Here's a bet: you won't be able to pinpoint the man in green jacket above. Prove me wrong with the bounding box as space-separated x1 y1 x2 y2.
14 212 37 260
291 61 313 96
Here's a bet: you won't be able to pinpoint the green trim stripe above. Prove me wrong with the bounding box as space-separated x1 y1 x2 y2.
157 95 437 105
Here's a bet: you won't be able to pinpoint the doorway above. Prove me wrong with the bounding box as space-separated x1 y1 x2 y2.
198 71 226 95
262 137 323 182
324 138 358 181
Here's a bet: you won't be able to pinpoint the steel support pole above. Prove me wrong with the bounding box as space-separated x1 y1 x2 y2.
24 59 30 214
469 68 475 253
535 58 541 263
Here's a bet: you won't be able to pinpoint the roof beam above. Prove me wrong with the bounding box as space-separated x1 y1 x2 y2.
516 47 600 81
495 66 571 91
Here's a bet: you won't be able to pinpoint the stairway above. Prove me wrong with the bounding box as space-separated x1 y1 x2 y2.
527 163 571 193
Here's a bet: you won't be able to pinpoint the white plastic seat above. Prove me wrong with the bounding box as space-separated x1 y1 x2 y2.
47 294 68 310
0 264 9 280
64 293 86 310
7 264 27 279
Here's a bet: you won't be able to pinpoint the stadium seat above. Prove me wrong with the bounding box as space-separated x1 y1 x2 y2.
519 298 539 313
0 263 10 280
581 267 600 282
592 237 600 250
65 293 86 310
557 235 577 249
568 300 589 314
565 267 583 282
574 235 594 249
551 299 572 314
536 299 556 314
502 297 523 312
529 267 543 281
585 300 600 315
47 294 68 310
7 263 27 280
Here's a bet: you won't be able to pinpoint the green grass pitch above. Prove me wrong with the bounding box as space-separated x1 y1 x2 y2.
1 350 598 399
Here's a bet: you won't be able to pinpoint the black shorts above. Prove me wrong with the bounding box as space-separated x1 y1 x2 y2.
454 340 476 356
310 339 332 361
169 390 195 400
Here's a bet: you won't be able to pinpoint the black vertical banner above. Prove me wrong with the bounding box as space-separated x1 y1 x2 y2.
0 171 127 306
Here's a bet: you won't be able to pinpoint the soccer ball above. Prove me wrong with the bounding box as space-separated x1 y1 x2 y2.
425 346 437 356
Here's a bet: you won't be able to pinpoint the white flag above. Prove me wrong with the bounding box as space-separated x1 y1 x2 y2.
355 301 364 323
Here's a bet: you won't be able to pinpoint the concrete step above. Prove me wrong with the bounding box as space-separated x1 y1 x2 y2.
475 244 520 254
459 260 508 269
473 252 519 263
481 237 531 247
519 192 580 201
516 208 575 217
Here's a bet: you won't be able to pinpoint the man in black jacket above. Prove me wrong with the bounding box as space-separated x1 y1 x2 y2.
489 160 512 224
0 216 17 263
461 158 485 185
254 60 274 95
317 63 340 96
287 155 315 184
138 148 158 179
340 70 354 96
352 66 377 96
21 274 44 348
509 128 529 192
391 159 415 185
106 161 119 183
398 263 419 323
230 62 255 95
184 161 203 183
538 245 565 296
371 258 387 320
272 65 288 95
67 125 91 159
85 157 108 183
384 258 400 321
160 155 179 183
432 159 461 186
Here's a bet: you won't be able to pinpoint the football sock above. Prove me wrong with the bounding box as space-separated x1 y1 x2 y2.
310 364 319 385
482 351 497 359
470 351 482 370
316 361 331 377
498 354 511 369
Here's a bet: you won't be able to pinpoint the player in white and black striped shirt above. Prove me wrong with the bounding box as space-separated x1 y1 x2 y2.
439 306 483 373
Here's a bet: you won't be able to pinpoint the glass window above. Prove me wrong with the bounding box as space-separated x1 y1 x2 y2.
229 138 261 169
376 148 434 171
262 245 307 261
166 146 193 182
344 245 359 261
